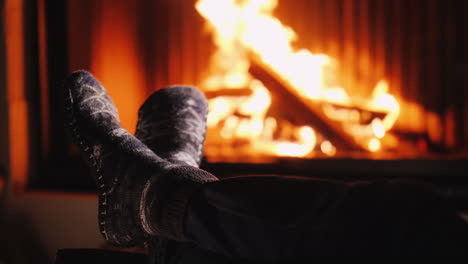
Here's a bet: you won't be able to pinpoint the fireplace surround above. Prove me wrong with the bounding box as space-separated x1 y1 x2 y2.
5 0 467 192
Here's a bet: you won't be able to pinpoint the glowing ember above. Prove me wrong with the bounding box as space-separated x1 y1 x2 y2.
196 0 400 159
320 140 336 157
371 118 386 139
368 138 382 152
253 126 317 157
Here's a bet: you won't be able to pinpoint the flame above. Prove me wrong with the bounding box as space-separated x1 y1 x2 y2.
252 126 316 157
271 126 316 157
320 140 336 156
196 0 400 159
369 80 400 131
371 118 386 139
239 80 271 115
368 138 382 152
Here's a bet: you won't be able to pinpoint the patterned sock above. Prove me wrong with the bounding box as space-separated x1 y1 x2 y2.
135 86 209 167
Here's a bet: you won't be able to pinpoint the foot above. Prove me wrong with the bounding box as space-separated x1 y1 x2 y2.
134 86 217 255
135 86 209 167
64 70 169 246
64 71 217 245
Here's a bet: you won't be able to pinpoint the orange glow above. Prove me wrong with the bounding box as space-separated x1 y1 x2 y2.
322 87 351 104
272 126 316 157
196 0 400 159
252 126 316 157
220 116 239 139
6 0 29 188
368 138 381 152
371 118 386 139
207 97 237 127
239 81 271 115
369 80 400 131
320 141 336 156
90 2 145 132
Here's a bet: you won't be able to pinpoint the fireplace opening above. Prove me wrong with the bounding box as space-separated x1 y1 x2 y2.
32 0 467 191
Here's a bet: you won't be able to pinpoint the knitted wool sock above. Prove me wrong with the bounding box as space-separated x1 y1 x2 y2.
135 86 209 167
64 71 216 245
135 86 218 241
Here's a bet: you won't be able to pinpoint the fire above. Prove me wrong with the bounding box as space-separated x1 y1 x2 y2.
196 0 400 159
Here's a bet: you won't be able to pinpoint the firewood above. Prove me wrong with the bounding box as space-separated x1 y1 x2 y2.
249 59 365 151
203 88 252 98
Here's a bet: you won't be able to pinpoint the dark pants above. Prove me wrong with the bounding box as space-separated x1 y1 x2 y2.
156 175 468 263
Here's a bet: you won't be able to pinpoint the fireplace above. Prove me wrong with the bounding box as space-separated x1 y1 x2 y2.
26 0 468 191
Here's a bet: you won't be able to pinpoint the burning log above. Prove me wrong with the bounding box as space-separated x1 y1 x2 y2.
249 59 366 151
324 103 388 124
204 88 252 98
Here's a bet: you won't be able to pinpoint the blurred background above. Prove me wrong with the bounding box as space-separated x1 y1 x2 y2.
1 0 467 263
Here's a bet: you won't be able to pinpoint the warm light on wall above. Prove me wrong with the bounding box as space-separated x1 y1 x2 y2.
89 3 146 132
5 0 30 189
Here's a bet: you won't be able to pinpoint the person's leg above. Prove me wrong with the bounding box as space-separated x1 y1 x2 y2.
186 176 468 261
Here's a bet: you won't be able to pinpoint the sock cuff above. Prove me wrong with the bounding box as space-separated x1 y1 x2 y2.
141 166 218 241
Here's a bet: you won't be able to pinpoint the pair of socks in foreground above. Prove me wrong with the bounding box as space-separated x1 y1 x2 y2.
64 71 217 246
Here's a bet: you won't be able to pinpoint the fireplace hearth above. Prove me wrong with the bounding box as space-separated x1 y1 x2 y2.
19 0 467 191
